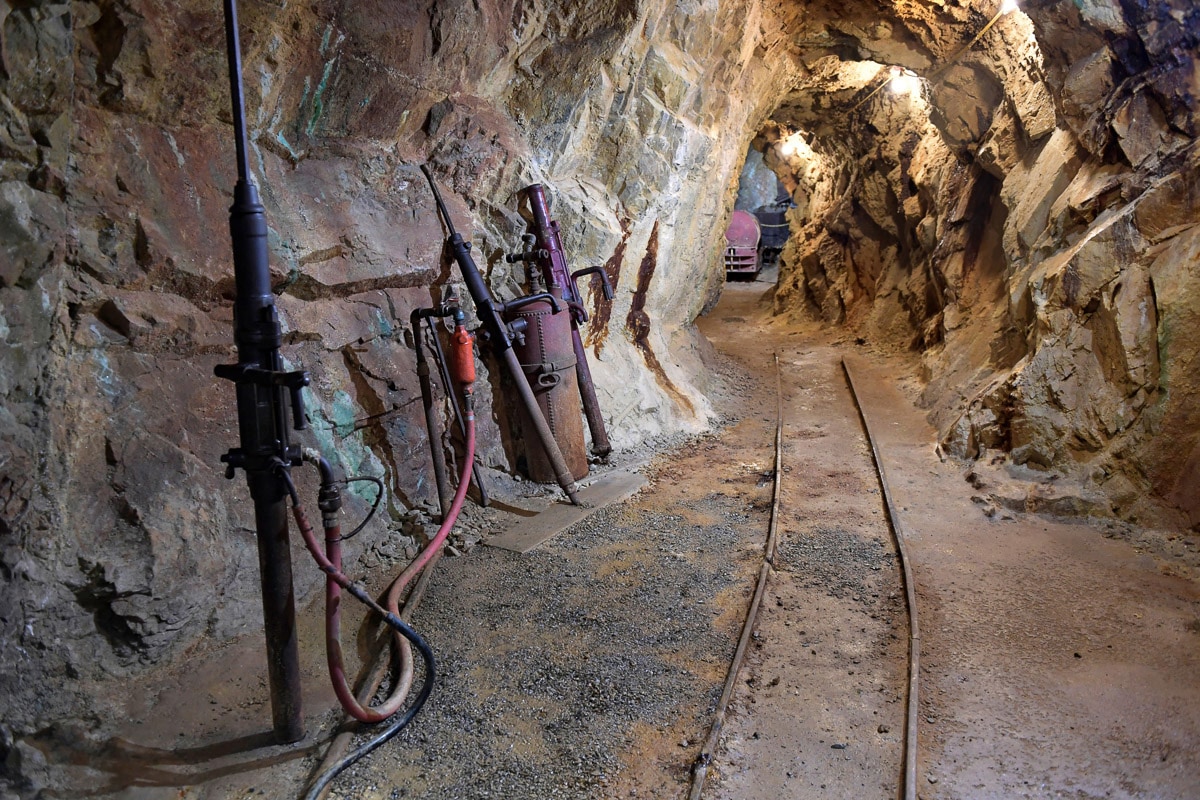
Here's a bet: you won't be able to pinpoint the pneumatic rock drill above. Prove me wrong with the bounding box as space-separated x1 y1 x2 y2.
212 0 310 742
421 166 583 505
510 185 614 459
214 4 456 786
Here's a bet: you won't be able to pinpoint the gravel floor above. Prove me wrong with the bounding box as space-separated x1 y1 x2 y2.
315 464 770 799
777 524 893 607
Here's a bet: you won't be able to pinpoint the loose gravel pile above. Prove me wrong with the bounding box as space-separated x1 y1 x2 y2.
776 524 893 609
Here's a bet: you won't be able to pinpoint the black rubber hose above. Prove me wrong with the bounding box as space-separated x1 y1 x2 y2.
278 467 438 800
338 476 385 541
300 634 435 800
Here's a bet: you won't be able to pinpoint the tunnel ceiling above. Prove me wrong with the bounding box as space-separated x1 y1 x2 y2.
770 0 988 119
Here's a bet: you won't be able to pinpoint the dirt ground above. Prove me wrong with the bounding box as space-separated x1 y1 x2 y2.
17 273 1200 800
842 353 1200 800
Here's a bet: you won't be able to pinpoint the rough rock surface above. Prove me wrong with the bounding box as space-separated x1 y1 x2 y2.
763 1 1199 529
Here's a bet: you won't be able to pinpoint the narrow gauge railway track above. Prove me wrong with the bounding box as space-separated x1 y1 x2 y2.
843 356 921 800
689 352 922 800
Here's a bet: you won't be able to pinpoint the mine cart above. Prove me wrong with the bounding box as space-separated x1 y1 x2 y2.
724 209 762 279
753 200 790 266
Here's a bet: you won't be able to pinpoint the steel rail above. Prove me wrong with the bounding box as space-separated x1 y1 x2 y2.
687 352 784 800
841 357 921 800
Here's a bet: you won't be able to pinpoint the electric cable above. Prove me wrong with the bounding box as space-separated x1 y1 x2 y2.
928 2 1016 84
838 1 1017 121
303 547 445 800
299 653 436 800
299 642 436 800
337 476 385 541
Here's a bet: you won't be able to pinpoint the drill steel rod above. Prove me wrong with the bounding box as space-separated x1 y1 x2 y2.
570 328 610 456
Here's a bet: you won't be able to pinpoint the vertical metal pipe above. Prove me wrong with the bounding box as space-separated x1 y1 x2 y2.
413 314 452 517
571 328 611 457
220 0 305 743
252 491 305 743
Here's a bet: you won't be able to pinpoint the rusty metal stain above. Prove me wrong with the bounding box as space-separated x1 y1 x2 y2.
587 217 631 356
625 221 695 416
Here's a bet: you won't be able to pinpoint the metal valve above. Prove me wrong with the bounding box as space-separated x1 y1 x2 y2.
505 234 549 264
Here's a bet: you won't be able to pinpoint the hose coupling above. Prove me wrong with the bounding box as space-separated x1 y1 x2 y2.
450 313 476 388
303 448 343 521
317 482 342 520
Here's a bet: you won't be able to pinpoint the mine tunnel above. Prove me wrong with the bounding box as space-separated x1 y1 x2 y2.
1 0 1198 798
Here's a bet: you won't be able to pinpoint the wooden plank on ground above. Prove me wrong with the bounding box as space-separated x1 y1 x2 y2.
486 470 649 553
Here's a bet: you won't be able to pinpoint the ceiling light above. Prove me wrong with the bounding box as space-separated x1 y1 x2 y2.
888 67 921 95
778 132 813 159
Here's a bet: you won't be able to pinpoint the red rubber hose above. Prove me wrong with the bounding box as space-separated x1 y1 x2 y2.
385 322 476 634
306 408 473 724
312 320 478 724
324 530 410 722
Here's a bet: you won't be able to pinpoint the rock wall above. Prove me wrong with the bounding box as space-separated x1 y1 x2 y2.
763 1 1199 527
0 0 814 763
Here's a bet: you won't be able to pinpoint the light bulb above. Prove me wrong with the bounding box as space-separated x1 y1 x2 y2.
889 68 921 96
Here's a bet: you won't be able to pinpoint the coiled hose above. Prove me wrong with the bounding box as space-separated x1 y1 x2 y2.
298 310 478 799
280 468 437 726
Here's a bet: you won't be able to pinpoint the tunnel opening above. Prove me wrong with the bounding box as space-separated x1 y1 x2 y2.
723 145 792 284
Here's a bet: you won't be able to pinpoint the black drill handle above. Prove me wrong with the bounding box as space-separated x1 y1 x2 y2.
571 266 614 301
288 383 308 431
505 249 549 264
213 363 311 432
500 292 561 316
506 234 547 264
421 165 514 353
412 305 455 324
